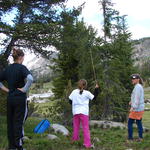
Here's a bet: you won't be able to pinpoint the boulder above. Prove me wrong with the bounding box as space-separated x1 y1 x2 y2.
145 99 150 103
93 137 100 142
144 107 150 111
51 124 69 136
90 120 126 129
133 124 149 132
23 136 30 141
47 134 59 140
143 127 150 132
30 112 41 118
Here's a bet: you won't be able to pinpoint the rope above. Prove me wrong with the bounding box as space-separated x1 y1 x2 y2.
89 48 97 83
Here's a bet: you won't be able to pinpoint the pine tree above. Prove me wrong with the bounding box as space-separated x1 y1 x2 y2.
98 0 118 119
0 0 66 70
0 0 66 115
52 10 101 99
52 7 102 124
96 0 135 121
52 8 81 99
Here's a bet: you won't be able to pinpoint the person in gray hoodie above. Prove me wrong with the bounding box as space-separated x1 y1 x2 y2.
128 74 145 141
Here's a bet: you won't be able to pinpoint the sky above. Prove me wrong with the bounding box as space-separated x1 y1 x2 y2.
1 0 150 40
1 0 150 63
66 0 150 39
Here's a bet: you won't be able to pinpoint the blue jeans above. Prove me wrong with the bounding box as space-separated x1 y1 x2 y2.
128 118 143 139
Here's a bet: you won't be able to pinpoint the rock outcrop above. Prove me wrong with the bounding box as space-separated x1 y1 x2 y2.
132 37 150 66
51 124 69 136
90 120 126 129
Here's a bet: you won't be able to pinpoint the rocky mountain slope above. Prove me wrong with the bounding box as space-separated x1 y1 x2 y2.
25 52 57 81
25 37 150 80
132 37 150 66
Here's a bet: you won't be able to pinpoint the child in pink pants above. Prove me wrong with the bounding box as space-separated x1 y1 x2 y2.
69 79 99 148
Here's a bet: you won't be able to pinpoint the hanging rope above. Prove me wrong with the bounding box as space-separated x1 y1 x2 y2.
89 48 97 84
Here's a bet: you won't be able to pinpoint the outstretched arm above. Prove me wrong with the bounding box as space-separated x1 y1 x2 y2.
92 83 100 100
69 99 72 105
93 88 100 100
89 84 101 107
68 91 74 105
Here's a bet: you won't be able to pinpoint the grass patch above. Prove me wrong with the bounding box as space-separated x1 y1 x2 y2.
1 87 150 149
143 104 150 128
1 116 150 150
144 87 150 99
30 82 53 94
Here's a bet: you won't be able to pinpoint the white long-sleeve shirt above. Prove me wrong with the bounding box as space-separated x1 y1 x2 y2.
69 89 94 115
131 83 145 111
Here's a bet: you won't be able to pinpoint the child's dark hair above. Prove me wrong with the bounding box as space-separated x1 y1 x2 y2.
12 48 24 61
78 79 87 95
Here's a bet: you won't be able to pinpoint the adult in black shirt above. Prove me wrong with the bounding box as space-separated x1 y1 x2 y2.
0 48 33 150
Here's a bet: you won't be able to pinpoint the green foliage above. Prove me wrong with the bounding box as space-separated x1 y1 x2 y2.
0 55 8 70
90 1 135 121
52 79 73 124
0 82 8 115
0 0 67 65
144 87 150 100
0 57 8 115
52 9 83 98
28 102 39 117
30 82 44 94
0 91 7 115
52 9 103 124
32 99 71 123
36 101 60 121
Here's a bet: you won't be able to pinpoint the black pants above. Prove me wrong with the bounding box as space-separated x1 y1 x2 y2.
7 96 28 150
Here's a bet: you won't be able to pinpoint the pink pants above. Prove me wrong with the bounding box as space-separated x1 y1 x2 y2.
72 114 91 148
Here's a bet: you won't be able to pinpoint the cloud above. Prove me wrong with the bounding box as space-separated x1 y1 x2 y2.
130 25 150 39
66 0 101 20
66 0 103 35
112 0 150 20
112 0 150 39
66 0 150 39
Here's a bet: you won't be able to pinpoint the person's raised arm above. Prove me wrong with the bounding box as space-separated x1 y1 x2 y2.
69 99 72 105
69 90 74 105
93 83 100 100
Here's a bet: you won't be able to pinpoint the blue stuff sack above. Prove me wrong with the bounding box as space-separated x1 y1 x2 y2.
34 119 50 133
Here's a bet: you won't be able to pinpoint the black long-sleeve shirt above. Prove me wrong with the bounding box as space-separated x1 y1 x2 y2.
0 63 32 97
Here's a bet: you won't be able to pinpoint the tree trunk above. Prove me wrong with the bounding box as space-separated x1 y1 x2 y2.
0 37 16 70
